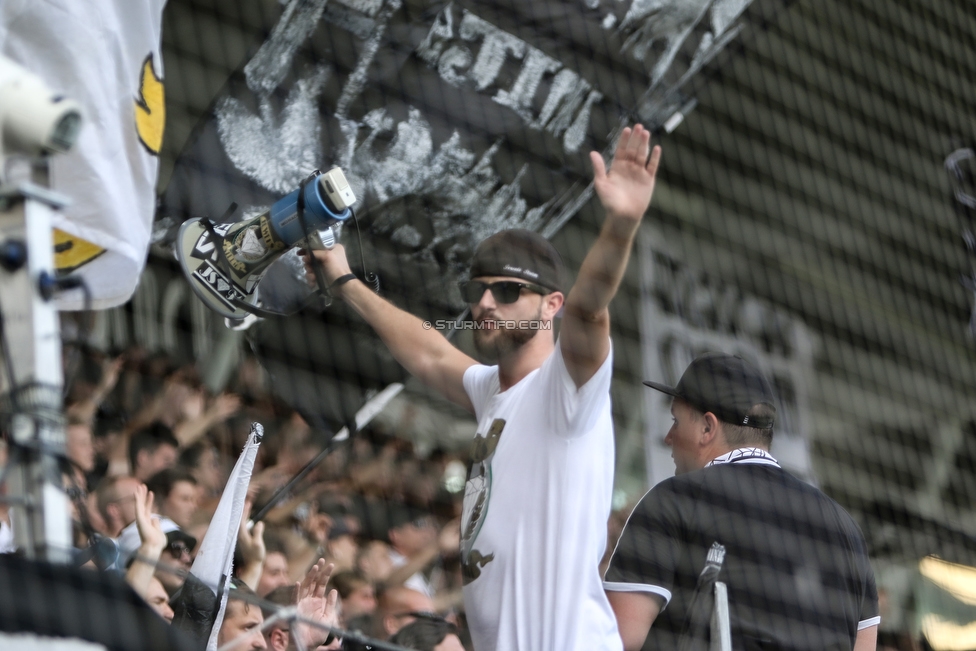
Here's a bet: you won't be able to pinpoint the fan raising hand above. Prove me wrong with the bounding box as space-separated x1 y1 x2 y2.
589 124 662 224
295 559 341 650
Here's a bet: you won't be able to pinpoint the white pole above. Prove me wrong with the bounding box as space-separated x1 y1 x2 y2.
0 178 71 563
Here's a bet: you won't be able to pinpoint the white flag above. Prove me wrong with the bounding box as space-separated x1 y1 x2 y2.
0 0 167 310
189 422 263 651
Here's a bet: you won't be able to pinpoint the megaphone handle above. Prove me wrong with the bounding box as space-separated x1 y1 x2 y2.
310 255 333 307
294 171 335 307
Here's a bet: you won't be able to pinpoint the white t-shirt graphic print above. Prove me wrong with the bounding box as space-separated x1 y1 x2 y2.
461 342 622 651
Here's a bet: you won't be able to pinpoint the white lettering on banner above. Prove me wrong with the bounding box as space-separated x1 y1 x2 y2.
416 6 604 153
459 13 526 91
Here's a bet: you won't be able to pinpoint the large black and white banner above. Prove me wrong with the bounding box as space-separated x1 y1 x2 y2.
159 0 786 431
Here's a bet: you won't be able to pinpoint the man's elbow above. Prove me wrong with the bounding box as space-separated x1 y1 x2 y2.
562 301 609 325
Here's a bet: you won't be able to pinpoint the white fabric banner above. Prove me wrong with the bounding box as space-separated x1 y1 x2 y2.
0 0 167 310
189 422 263 651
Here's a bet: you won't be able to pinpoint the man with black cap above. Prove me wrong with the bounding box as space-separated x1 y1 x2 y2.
604 353 879 651
304 125 662 651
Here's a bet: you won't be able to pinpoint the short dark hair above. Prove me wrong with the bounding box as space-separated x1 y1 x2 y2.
129 423 179 470
330 570 369 599
226 576 260 616
260 584 298 622
720 404 775 448
682 401 775 448
263 530 287 557
145 467 197 499
389 617 458 651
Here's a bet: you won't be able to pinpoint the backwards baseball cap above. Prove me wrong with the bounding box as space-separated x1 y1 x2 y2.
161 518 197 553
117 515 197 566
643 353 776 429
469 229 566 292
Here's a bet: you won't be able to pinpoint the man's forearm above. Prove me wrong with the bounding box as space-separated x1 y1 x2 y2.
238 561 263 591
342 280 468 388
567 214 641 318
125 542 164 598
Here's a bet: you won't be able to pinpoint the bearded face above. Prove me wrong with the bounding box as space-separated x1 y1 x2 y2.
472 299 543 363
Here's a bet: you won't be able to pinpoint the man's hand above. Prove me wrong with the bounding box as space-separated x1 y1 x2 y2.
126 484 166 599
98 356 124 395
590 124 662 223
296 559 340 650
237 501 266 566
301 244 354 289
133 484 166 556
209 393 241 421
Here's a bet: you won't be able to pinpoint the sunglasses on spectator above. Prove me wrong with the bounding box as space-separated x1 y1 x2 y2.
166 541 192 558
458 280 549 304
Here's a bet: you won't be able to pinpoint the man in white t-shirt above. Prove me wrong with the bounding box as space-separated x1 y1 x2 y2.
304 125 662 651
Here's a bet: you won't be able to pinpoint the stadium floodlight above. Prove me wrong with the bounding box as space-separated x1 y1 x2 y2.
0 54 82 175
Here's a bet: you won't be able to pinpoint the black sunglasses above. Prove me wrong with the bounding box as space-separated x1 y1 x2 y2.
459 280 550 304
167 541 192 557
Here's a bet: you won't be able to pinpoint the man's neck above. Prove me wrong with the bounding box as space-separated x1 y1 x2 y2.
496 335 555 391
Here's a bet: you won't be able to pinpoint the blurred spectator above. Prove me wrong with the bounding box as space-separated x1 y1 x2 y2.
217 579 268 651
65 416 96 486
218 561 340 651
261 584 298 651
180 442 226 503
66 355 123 426
129 423 179 482
172 391 241 450
257 533 293 597
94 475 142 538
387 508 438 596
357 540 394 585
123 485 166 601
325 520 358 573
145 468 199 529
38 345 470 644
146 522 197 597
376 586 436 638
235 501 267 591
386 507 459 600
389 616 464 651
331 570 377 623
145 576 175 623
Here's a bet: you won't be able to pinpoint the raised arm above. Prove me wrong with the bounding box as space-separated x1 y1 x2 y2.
304 246 476 412
561 125 662 387
295 559 341 650
124 485 167 599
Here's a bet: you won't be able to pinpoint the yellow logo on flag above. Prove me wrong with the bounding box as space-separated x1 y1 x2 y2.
135 53 165 154
53 228 105 273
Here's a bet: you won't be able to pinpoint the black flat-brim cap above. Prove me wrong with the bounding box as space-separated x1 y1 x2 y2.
643 352 776 429
165 528 198 551
469 229 566 292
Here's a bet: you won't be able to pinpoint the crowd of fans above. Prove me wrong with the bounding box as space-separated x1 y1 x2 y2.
0 345 493 650
0 344 924 650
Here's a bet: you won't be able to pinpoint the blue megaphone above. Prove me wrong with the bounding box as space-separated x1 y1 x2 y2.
175 168 356 320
